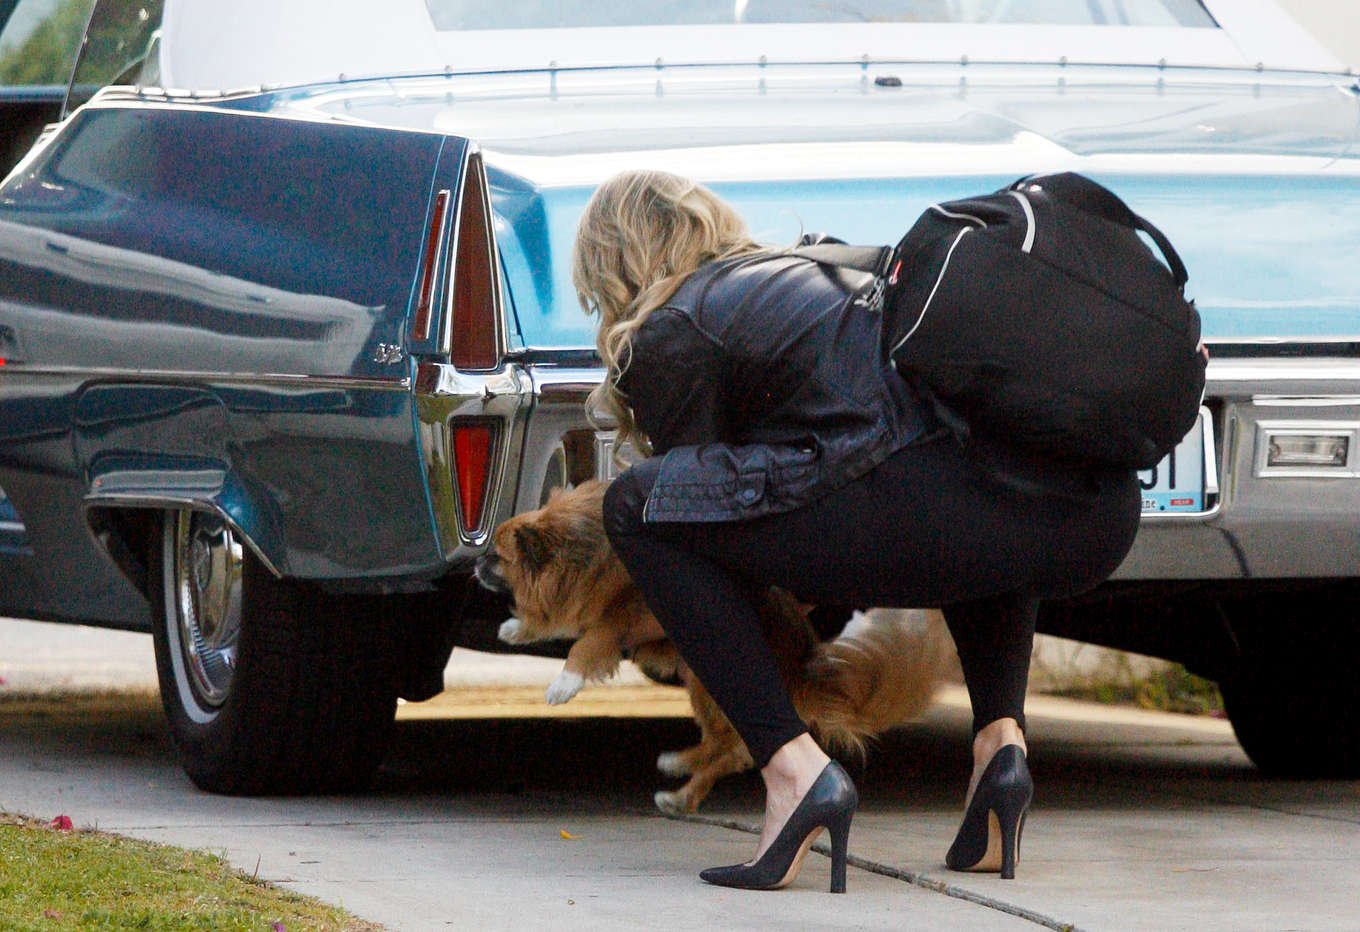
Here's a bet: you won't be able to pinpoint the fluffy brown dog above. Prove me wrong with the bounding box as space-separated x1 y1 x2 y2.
474 479 952 813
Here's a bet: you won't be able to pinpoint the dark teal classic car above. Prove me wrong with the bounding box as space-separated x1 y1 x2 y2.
1 0 1358 792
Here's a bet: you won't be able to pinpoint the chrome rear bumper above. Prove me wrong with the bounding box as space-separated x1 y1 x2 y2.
1114 357 1360 580
518 357 1360 581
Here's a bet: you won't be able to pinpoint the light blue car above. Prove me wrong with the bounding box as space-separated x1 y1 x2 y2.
0 0 1356 791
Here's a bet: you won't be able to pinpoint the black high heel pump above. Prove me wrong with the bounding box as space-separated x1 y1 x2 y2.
700 760 857 893
945 744 1032 880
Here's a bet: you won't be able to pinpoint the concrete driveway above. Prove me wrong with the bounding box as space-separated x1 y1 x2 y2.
2 617 1358 931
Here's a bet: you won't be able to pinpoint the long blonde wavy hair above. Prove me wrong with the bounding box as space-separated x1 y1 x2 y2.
572 170 764 456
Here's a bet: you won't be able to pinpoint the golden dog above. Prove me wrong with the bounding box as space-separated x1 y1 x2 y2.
475 479 952 813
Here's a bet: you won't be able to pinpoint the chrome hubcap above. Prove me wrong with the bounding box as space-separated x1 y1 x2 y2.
173 512 243 708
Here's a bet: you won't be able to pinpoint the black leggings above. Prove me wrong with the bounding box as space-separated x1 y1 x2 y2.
604 433 1141 769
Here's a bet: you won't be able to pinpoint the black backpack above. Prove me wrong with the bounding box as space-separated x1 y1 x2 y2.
798 173 1207 470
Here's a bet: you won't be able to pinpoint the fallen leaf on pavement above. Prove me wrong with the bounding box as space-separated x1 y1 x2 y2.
560 829 576 839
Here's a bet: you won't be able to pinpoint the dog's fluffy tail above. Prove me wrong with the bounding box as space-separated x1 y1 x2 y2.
798 608 954 757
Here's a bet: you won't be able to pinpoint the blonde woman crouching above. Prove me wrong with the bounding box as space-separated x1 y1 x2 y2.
572 170 1140 891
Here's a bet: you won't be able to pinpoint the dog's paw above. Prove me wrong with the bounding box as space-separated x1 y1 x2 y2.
656 750 692 777
653 789 690 816
498 618 528 644
545 670 585 705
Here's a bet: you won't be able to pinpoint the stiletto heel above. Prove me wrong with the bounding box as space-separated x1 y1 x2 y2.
700 760 857 893
827 809 852 894
945 744 1032 879
997 808 1025 880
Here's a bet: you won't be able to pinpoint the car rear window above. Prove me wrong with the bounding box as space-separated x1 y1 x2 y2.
424 0 1217 30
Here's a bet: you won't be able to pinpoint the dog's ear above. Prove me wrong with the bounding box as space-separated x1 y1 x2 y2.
514 525 556 573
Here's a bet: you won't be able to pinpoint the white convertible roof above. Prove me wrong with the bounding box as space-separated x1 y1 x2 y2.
156 0 1348 93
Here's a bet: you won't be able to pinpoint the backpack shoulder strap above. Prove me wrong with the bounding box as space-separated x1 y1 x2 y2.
1012 173 1189 288
790 242 895 277
790 240 895 302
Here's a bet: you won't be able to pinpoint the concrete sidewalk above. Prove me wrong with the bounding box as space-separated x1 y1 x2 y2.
3 616 1358 930
832 696 1357 931
3 683 1358 930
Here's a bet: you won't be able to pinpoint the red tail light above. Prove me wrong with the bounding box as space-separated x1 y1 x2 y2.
450 152 499 369
413 188 451 342
452 422 494 534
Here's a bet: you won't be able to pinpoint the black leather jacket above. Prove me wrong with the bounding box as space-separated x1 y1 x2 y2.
618 252 932 523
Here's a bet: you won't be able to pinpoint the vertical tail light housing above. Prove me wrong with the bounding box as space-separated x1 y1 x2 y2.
414 148 506 546
412 189 451 342
451 421 496 535
448 150 502 370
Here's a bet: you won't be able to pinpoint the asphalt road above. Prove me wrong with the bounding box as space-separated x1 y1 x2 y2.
2 616 1359 931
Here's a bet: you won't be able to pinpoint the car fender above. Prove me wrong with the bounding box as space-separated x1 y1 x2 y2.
73 382 285 580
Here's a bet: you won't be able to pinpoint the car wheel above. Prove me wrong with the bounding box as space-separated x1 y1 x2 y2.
150 510 398 794
1219 593 1359 779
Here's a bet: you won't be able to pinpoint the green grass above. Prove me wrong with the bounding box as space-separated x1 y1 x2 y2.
1048 662 1225 717
0 813 383 932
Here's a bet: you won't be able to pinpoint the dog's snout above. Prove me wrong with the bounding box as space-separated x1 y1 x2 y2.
473 551 510 594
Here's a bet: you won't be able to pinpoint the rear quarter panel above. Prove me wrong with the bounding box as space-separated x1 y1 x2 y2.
0 101 463 625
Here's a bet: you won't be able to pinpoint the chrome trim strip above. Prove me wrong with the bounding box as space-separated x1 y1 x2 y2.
81 494 284 578
104 57 1360 97
9 357 1352 391
0 366 411 391
439 156 470 357
92 469 226 496
1252 395 1360 406
517 344 600 355
413 361 524 399
531 365 608 403
1137 499 1224 523
1208 359 1360 383
1206 337 1360 345
1203 413 1220 498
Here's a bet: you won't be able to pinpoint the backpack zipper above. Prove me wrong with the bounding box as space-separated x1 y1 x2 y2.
892 193 1031 354
890 227 973 356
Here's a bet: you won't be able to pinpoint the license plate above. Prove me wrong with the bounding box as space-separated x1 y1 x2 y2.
1139 408 1215 514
